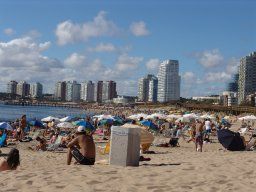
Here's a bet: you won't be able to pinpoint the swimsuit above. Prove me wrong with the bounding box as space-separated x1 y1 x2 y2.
71 147 95 165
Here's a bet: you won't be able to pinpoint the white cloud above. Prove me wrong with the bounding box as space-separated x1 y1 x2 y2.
130 21 149 36
182 72 195 82
205 72 231 82
146 58 160 71
64 53 86 67
195 49 223 68
88 43 116 52
3 28 15 35
226 58 239 75
115 54 143 71
55 11 119 45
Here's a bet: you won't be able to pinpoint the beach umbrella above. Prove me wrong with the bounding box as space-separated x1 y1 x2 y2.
128 113 148 120
175 117 190 123
29 120 44 128
0 122 13 131
57 122 75 129
41 116 60 122
183 113 198 119
147 113 167 120
140 120 158 131
217 129 245 151
60 116 74 122
72 121 95 131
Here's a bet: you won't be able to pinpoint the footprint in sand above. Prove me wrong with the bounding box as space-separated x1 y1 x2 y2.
86 180 102 185
25 180 33 185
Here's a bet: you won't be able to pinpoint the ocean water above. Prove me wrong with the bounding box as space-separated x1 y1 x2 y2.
0 104 86 122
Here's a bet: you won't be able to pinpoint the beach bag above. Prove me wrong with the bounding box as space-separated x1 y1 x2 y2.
169 138 179 147
71 147 85 163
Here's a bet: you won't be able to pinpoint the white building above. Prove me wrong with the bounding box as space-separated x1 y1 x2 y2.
81 81 95 102
66 81 81 102
138 74 158 102
7 80 18 95
238 52 256 104
17 81 30 98
157 60 180 102
30 82 43 98
54 81 66 101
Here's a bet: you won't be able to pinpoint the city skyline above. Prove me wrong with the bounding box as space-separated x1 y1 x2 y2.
0 0 255 97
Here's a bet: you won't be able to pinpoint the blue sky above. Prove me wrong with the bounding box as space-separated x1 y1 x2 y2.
0 0 255 97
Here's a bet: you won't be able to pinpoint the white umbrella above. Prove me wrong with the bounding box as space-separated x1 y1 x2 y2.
57 122 75 129
128 113 148 120
147 113 167 119
60 116 73 122
41 116 60 122
167 114 182 119
183 113 199 119
0 122 13 131
175 117 190 123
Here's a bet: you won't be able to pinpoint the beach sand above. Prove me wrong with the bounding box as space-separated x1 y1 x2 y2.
1 133 256 192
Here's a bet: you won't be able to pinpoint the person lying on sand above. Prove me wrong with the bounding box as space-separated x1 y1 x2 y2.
67 126 95 165
0 148 20 172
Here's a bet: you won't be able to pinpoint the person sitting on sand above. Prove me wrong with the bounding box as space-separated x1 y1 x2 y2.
35 136 47 151
0 148 20 172
67 126 95 165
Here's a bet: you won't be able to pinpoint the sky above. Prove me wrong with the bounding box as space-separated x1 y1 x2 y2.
0 0 255 97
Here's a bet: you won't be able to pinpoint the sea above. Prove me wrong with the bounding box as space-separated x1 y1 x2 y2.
0 104 87 122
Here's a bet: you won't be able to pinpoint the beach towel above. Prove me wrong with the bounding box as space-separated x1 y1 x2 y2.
47 136 64 151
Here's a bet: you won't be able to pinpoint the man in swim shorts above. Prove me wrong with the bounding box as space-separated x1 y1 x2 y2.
67 126 96 165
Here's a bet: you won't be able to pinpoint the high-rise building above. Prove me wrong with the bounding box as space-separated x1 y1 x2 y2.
66 81 81 102
30 82 43 98
7 80 18 95
102 81 117 102
55 81 66 101
138 74 158 102
17 81 30 98
94 81 103 103
238 52 256 104
157 60 180 102
227 73 239 93
81 81 95 102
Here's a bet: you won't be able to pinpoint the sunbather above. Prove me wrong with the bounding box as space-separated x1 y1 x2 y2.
0 148 20 172
67 126 95 165
35 136 47 151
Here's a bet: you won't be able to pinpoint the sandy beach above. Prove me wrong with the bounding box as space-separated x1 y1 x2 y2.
1 132 256 192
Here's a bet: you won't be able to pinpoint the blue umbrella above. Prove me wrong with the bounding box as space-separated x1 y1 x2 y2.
29 120 44 127
72 121 95 132
0 122 13 131
140 120 158 131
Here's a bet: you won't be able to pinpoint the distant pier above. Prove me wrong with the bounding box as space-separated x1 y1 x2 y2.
3 101 81 109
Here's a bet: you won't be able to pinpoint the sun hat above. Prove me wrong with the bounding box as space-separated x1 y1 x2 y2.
77 126 85 133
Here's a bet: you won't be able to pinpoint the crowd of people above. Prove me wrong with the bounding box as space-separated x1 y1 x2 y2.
1 109 256 172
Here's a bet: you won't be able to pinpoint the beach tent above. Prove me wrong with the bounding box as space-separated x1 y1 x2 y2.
0 122 13 131
41 116 60 122
217 129 245 151
57 122 75 129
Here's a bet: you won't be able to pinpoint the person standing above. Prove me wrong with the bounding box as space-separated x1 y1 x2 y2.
19 115 26 140
195 119 204 152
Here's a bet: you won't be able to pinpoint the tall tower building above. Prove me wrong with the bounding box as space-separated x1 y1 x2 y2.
66 81 81 102
7 80 18 95
94 81 103 103
81 81 95 102
30 82 43 98
157 60 180 102
238 52 256 104
17 81 30 98
102 81 117 102
138 74 158 102
55 81 66 101
227 73 239 93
